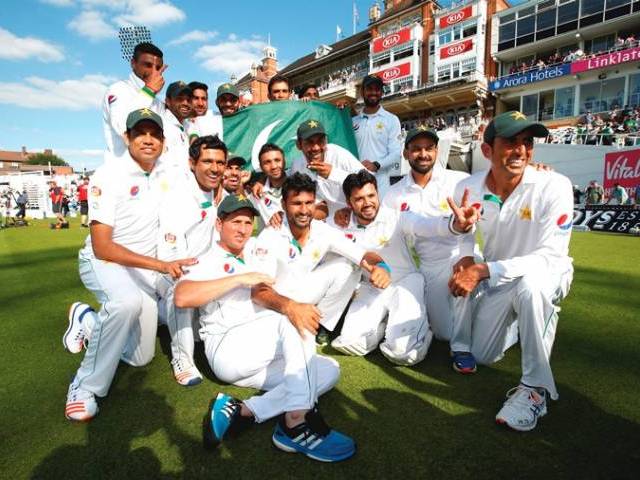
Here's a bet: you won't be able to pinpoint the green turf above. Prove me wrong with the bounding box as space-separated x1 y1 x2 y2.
1 219 639 479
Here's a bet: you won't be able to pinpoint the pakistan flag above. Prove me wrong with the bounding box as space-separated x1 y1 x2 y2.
222 101 359 170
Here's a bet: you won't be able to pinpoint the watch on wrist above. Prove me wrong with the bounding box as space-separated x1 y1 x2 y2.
372 161 381 171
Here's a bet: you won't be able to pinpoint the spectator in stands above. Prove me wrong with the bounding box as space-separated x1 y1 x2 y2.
609 183 629 205
536 59 546 70
615 36 626 50
585 180 604 205
625 34 636 48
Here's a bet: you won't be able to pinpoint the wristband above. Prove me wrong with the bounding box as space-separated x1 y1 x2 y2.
141 86 156 98
373 161 381 171
376 261 391 273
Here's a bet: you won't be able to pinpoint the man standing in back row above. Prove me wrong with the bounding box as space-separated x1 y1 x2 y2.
353 75 402 198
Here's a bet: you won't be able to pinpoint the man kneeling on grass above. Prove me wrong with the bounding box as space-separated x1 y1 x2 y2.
174 193 356 462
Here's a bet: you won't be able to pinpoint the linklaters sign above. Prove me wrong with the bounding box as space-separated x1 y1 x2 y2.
489 64 570 91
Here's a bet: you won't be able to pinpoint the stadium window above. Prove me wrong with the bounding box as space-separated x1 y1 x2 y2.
579 77 625 113
429 39 435 56
452 63 461 79
517 14 535 37
394 48 413 62
500 13 516 24
581 0 605 15
538 0 556 10
554 86 576 118
438 64 451 82
461 58 476 75
522 93 539 120
627 73 640 107
499 22 516 43
557 1 579 24
539 90 555 121
439 30 452 45
462 22 477 39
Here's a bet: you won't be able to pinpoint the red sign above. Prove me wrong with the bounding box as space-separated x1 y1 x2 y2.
603 149 640 193
571 46 640 74
373 62 412 82
372 27 412 53
439 5 473 28
440 39 473 59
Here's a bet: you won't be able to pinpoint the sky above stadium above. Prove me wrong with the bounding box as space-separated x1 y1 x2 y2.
0 0 524 170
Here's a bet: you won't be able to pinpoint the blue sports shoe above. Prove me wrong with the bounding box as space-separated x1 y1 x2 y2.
272 408 356 462
202 393 253 450
451 351 477 374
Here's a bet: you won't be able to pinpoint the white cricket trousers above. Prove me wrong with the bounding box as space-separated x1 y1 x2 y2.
420 258 467 344
288 256 360 332
332 273 431 365
452 267 573 400
156 275 196 365
74 250 159 397
204 311 340 423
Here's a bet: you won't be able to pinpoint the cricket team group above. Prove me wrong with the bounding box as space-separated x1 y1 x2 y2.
61 42 575 463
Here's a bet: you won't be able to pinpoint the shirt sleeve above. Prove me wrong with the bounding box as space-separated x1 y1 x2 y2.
378 115 403 173
87 169 117 227
486 175 574 287
327 145 365 184
399 210 453 238
104 82 156 140
325 223 366 264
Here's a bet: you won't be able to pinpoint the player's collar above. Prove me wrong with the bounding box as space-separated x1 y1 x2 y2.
129 72 145 89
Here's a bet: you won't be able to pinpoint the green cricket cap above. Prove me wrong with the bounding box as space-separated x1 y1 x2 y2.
216 83 239 100
404 125 439 148
484 111 549 144
297 119 326 140
217 194 259 218
126 108 163 131
166 81 192 99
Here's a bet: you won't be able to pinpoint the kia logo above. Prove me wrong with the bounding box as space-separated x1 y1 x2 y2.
382 67 400 80
445 11 465 25
447 44 465 55
382 34 400 48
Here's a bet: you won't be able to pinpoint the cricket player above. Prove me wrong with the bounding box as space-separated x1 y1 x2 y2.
252 172 391 347
62 108 196 421
102 42 166 159
223 155 251 195
183 81 224 142
174 194 356 462
382 126 476 373
161 81 192 170
331 170 479 365
156 135 228 386
290 119 364 219
352 75 402 198
250 143 287 228
450 111 574 431
215 83 241 117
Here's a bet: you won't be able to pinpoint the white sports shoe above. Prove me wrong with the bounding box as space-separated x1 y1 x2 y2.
65 380 98 422
496 385 547 432
63 302 94 354
171 358 203 387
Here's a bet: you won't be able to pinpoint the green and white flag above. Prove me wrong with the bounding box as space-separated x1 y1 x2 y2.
222 100 358 171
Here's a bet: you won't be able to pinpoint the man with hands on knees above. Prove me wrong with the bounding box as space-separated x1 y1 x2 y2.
330 170 480 365
174 194 357 463
449 111 574 432
62 108 197 422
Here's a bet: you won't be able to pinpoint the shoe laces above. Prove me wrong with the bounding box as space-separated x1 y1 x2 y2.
505 385 544 410
172 358 192 373
68 382 93 402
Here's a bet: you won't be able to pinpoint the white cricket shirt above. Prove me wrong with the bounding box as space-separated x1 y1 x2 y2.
455 166 574 288
184 109 224 141
84 152 169 257
102 72 163 158
253 219 365 300
383 166 469 266
250 178 284 225
159 106 190 171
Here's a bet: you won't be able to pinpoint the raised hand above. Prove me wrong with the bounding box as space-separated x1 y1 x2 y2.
162 256 197 279
145 64 168 94
333 207 351 228
447 188 480 233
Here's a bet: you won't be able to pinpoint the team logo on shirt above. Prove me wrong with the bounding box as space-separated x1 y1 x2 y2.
311 249 321 262
439 199 450 212
556 214 573 231
201 210 207 220
400 202 410 212
377 236 389 247
223 263 235 274
255 247 268 258
353 124 360 131
288 246 297 259
376 121 384 131
160 180 169 192
519 205 532 221
91 186 101 197
164 233 176 244
264 197 272 207
107 95 117 105
345 233 356 242
130 185 139 197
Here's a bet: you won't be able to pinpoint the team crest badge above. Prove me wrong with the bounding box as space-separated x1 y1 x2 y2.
201 210 207 220
107 95 117 105
288 246 297 259
164 233 176 244
130 185 139 197
400 202 410 212
91 186 101 197
223 263 235 274
345 233 355 242
264 197 272 206
519 205 532 221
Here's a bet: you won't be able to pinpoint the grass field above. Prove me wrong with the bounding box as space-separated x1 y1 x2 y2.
1 218 639 479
